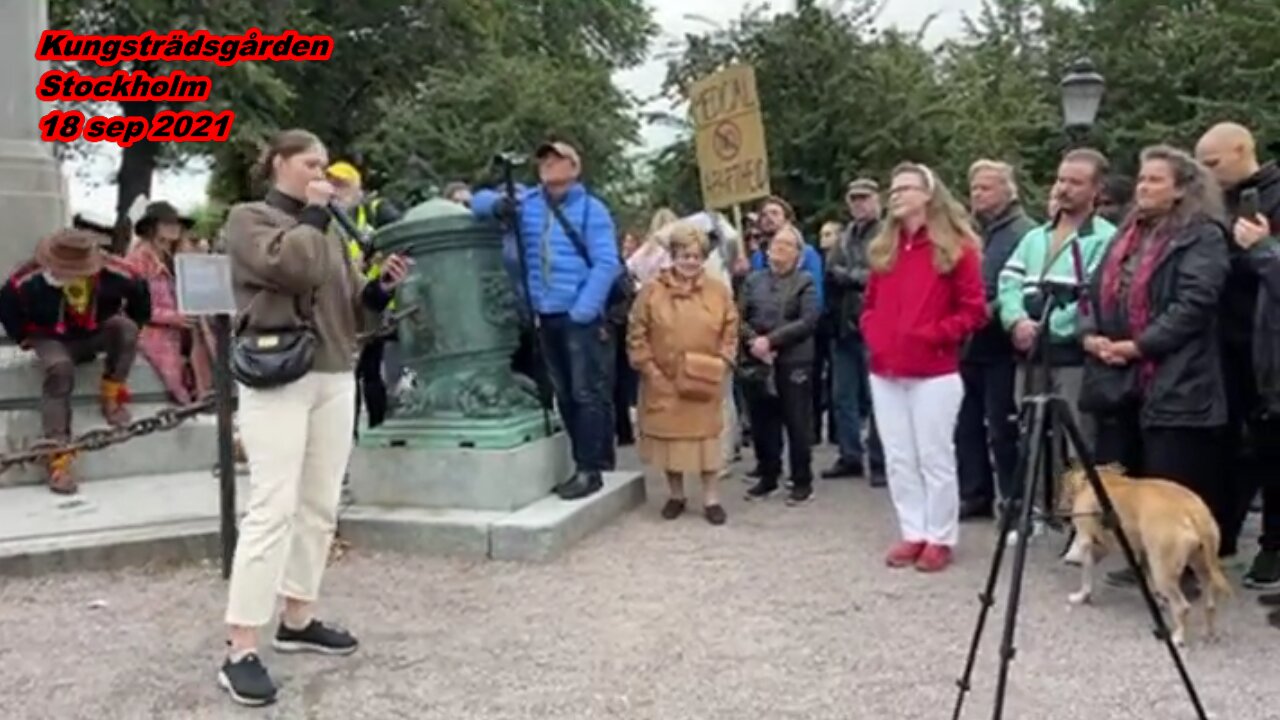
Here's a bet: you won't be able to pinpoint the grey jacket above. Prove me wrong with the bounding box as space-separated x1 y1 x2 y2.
738 268 820 369
825 217 879 339
965 203 1036 362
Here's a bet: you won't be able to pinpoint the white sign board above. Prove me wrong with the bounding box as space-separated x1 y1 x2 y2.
174 254 237 316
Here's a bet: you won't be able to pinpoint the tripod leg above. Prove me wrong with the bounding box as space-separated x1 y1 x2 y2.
1052 398 1209 720
950 400 1035 720
989 398 1049 720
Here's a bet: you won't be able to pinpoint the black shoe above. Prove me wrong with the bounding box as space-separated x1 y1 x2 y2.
868 466 887 488
661 498 687 520
821 460 863 480
1260 592 1280 608
745 480 778 501
704 504 727 525
786 484 814 506
1244 550 1280 590
555 472 603 501
218 653 277 707
959 500 994 522
1268 609 1280 630
273 619 359 656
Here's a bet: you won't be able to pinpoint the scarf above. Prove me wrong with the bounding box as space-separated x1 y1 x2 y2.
1098 220 1171 385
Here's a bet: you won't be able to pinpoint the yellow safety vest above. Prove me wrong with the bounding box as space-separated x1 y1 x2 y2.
343 199 395 309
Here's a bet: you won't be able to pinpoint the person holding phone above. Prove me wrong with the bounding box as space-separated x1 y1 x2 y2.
1196 123 1280 592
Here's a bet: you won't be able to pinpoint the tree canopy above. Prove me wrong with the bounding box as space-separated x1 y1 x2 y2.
649 0 1280 233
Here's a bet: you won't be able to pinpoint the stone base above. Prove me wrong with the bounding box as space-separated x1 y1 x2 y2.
0 139 67 277
350 432 573 512
339 470 646 562
358 409 561 451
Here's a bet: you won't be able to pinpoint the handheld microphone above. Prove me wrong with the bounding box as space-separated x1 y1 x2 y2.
1069 234 1088 317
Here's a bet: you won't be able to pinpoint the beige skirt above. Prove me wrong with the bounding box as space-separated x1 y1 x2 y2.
639 435 724 475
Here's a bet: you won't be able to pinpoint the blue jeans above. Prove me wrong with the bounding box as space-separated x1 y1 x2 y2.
831 334 882 467
539 314 617 473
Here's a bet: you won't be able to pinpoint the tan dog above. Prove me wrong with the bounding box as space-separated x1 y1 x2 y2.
1061 464 1232 647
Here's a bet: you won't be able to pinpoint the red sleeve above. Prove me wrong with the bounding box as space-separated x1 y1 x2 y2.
858 271 879 336
935 244 988 344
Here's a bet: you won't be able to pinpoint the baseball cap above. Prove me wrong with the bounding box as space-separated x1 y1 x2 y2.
535 141 581 168
846 178 880 197
327 161 362 186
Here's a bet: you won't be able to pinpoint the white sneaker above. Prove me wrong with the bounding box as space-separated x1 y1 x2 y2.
1005 520 1045 547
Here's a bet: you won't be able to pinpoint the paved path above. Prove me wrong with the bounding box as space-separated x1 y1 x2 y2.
0 446 1274 720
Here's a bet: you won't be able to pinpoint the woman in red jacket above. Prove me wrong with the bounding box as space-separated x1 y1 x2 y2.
860 163 988 573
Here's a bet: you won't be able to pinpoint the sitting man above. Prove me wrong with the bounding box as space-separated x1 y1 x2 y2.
0 228 151 494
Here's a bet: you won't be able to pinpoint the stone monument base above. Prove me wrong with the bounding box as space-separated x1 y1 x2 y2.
358 410 559 451
344 432 645 562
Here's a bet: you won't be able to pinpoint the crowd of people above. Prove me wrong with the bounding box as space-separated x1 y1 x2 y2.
5 119 1280 706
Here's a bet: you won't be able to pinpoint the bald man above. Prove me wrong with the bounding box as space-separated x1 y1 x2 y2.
1196 122 1280 592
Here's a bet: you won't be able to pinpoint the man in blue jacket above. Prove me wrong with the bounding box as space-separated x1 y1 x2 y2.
472 141 621 500
749 196 825 308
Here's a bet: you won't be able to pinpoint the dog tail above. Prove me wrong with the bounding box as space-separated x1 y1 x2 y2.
1197 515 1234 599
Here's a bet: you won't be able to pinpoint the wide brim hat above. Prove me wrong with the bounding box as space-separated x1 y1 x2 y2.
134 200 193 237
35 229 104 280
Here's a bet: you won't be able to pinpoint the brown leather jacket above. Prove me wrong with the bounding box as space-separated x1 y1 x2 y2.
627 269 738 439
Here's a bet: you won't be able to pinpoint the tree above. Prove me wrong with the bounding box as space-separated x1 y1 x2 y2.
48 0 293 251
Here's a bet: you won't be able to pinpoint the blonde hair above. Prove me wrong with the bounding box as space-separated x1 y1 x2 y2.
967 159 1019 201
666 221 709 257
868 162 979 274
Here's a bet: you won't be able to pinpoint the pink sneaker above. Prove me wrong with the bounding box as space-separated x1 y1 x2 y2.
886 541 926 568
915 544 954 573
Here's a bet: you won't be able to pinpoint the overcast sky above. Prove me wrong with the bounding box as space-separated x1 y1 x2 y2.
64 0 982 218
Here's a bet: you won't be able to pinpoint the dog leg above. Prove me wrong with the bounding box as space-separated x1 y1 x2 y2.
1151 555 1191 647
1069 538 1095 605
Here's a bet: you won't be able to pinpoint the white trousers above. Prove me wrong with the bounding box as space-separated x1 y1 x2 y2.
226 372 356 627
869 373 965 547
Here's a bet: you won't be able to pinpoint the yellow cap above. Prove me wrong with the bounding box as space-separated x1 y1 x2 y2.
327 161 362 186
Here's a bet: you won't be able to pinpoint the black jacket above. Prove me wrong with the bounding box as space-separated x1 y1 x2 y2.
1233 162 1280 415
965 203 1036 363
1080 216 1231 428
739 268 820 369
1222 162 1280 350
0 257 151 344
825 217 878 340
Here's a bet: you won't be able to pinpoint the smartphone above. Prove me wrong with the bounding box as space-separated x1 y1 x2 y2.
1240 188 1261 219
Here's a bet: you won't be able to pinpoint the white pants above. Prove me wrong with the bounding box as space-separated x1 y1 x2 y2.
870 373 965 547
226 372 356 627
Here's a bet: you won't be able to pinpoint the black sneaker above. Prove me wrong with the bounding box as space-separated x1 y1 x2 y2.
1245 550 1280 590
821 460 863 480
786 485 814 506
273 619 359 656
745 480 777 501
218 652 277 707
1105 567 1141 588
868 465 887 488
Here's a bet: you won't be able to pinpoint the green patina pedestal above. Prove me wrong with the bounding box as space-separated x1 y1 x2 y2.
359 199 557 450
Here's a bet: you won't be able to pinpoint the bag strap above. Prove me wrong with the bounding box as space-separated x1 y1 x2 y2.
547 192 593 267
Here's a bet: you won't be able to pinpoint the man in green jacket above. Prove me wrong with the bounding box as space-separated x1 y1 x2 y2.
995 149 1116 533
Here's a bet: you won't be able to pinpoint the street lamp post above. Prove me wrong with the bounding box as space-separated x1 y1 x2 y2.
1060 57 1106 146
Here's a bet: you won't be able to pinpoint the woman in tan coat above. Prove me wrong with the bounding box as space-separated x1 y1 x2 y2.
628 222 739 525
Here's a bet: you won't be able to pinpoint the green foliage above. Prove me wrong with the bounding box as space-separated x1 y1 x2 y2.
651 0 1280 231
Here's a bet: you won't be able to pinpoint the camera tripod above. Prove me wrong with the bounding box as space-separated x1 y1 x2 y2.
949 286 1208 720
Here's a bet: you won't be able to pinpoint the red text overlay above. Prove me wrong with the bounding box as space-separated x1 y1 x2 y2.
35 29 334 67
38 69 211 102
40 109 235 148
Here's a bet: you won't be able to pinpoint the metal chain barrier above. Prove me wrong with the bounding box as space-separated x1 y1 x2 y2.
0 396 216 475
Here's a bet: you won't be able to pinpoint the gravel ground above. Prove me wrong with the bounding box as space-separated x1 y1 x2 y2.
0 445 1275 720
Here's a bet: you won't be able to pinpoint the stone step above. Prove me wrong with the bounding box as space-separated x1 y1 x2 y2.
0 402 218 487
0 468 647 576
0 346 170 406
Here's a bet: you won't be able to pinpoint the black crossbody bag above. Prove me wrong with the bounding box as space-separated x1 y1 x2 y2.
547 197 634 327
230 289 317 389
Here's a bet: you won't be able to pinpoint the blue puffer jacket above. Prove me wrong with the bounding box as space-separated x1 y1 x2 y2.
473 183 620 323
